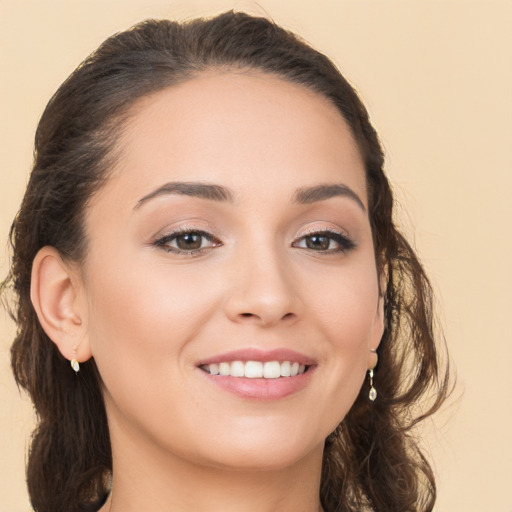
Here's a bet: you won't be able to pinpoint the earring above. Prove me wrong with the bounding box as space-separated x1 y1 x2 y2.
368 368 377 401
70 345 80 373
368 348 378 402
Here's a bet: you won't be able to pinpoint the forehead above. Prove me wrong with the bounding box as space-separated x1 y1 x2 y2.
94 71 367 210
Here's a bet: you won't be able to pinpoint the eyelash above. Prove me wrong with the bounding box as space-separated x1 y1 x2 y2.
292 229 356 254
152 228 356 256
152 229 221 256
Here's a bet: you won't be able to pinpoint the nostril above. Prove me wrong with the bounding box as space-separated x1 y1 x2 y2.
239 312 294 320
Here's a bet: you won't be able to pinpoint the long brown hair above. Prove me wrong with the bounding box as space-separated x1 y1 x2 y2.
3 11 450 512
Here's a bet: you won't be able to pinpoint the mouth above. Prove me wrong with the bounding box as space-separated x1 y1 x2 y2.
196 348 315 400
199 360 309 379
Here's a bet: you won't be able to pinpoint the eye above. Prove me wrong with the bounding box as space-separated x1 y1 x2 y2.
293 230 355 253
153 229 221 255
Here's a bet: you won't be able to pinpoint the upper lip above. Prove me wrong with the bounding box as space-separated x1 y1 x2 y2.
197 347 316 367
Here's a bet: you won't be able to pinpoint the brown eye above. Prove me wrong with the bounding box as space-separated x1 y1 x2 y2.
154 230 221 254
175 233 203 250
293 230 356 253
305 235 331 251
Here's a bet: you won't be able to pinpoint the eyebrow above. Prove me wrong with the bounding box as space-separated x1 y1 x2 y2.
135 181 234 209
135 180 366 211
293 183 366 211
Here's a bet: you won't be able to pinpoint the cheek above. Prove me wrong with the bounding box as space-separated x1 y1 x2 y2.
84 256 222 382
310 258 381 349
82 257 228 449
306 262 380 418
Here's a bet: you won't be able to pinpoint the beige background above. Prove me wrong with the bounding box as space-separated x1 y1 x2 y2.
1 0 511 510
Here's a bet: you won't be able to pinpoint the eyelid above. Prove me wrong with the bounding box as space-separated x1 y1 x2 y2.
295 225 352 243
150 220 218 243
297 225 350 238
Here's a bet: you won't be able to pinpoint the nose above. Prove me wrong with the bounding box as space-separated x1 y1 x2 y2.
223 248 303 327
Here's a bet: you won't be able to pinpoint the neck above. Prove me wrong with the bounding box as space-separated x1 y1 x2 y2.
100 421 325 512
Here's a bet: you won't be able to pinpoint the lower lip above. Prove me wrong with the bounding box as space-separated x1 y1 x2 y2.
200 367 314 400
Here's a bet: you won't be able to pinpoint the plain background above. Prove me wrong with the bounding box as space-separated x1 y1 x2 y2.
1 1 511 510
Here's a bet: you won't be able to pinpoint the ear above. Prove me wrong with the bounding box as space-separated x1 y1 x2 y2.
30 246 92 363
368 264 388 370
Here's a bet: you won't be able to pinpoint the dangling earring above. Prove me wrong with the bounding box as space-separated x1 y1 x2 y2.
368 368 377 401
368 349 378 402
70 345 80 373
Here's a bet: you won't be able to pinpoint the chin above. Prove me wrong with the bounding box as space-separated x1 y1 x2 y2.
187 428 325 472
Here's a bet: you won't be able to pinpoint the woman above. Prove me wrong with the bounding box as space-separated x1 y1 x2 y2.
3 10 449 512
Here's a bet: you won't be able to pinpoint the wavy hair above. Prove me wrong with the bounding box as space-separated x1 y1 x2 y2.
2 11 450 512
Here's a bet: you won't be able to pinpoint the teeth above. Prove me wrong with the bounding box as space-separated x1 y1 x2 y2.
245 361 263 378
219 362 230 376
231 360 245 377
280 361 291 377
263 361 281 379
202 360 308 378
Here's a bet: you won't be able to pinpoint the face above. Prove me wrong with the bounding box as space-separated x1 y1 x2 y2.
78 72 383 471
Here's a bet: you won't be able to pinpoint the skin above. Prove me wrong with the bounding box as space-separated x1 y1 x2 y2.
32 72 383 511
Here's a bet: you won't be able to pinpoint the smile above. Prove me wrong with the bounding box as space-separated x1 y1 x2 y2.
200 360 308 378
